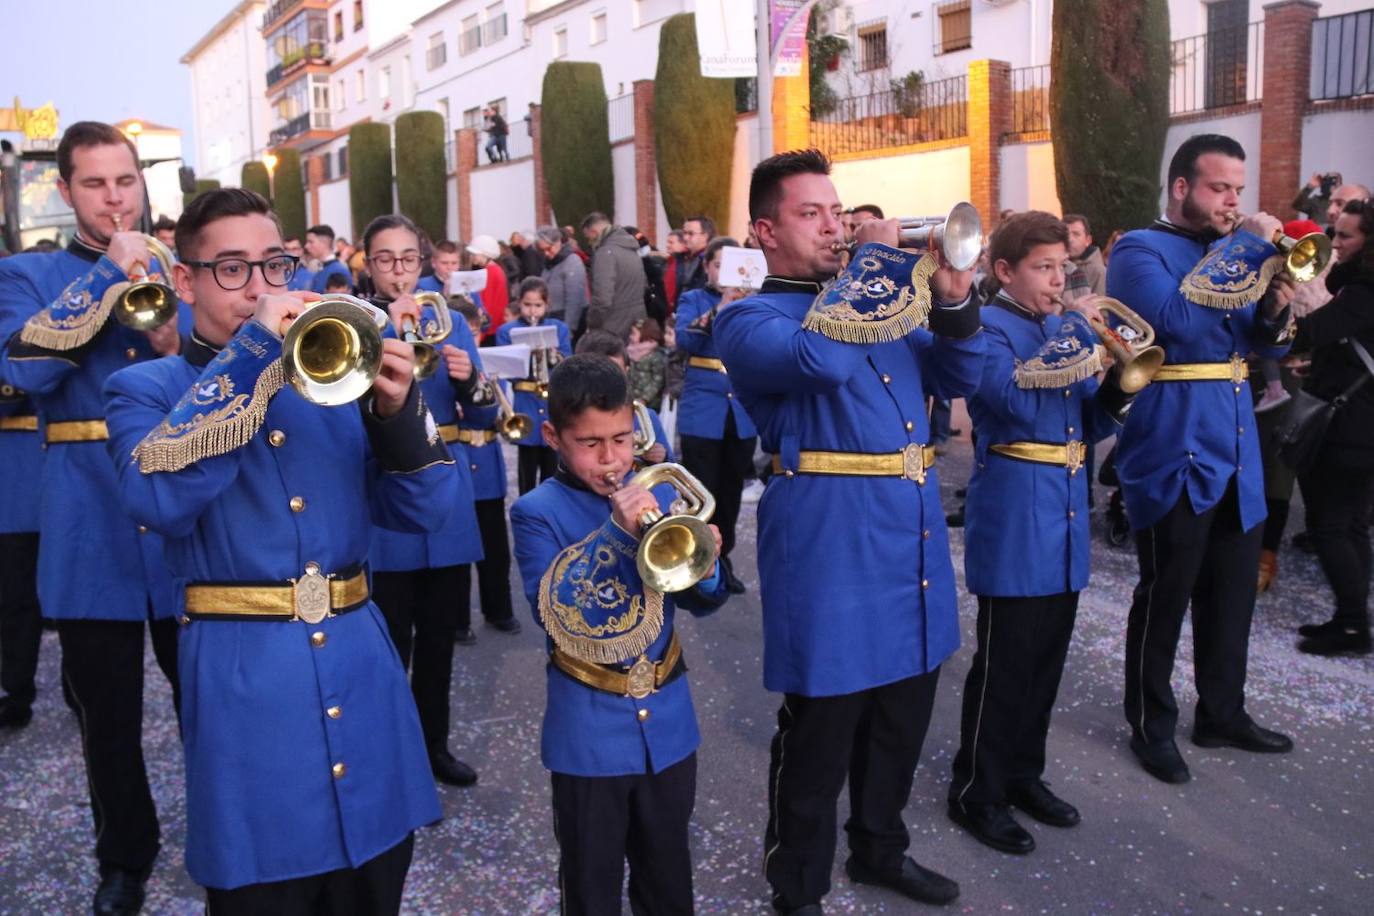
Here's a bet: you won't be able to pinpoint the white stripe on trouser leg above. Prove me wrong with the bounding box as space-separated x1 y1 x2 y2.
955 599 994 807
1137 526 1157 738
762 697 791 878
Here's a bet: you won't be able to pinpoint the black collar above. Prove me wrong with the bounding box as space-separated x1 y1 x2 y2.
184 333 222 368
554 463 592 493
67 236 104 264
760 276 824 294
992 290 1041 322
1148 219 1219 245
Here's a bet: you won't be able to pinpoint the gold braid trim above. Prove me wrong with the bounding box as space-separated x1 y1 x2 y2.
132 359 285 474
537 530 665 665
1013 346 1104 389
19 281 128 351
802 252 936 344
1180 253 1285 309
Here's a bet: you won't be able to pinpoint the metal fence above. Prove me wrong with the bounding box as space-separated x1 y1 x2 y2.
607 93 635 143
1169 21 1265 115
1311 8 1374 101
1009 64 1050 135
809 75 968 156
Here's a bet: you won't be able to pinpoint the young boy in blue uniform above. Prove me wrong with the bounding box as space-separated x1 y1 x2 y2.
497 276 572 493
510 354 727 915
103 188 453 913
950 212 1132 855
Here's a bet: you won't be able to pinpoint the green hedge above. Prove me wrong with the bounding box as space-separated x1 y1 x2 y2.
241 161 271 200
655 14 735 230
348 122 394 238
1050 0 1171 238
395 111 447 243
183 178 221 210
273 148 306 241
540 62 614 226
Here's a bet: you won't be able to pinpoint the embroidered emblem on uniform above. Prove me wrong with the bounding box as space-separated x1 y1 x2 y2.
1179 229 1284 309
802 243 936 344
1013 313 1104 389
537 530 665 665
19 266 142 351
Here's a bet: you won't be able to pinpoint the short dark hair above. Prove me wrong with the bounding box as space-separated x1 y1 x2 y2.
548 354 632 431
1167 134 1246 187
988 211 1069 276
851 204 884 220
749 148 831 222
580 211 609 231
704 235 740 263
684 215 716 238
57 121 140 184
283 234 302 245
517 275 550 302
1341 199 1374 277
152 215 177 234
667 229 686 243
307 224 336 243
324 273 351 291
450 297 483 324
575 329 628 363
1063 213 1092 236
174 187 279 260
361 213 419 255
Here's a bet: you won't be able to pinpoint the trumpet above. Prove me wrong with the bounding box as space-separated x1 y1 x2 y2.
399 291 453 381
281 294 389 406
112 230 180 331
606 462 718 593
1226 213 1332 283
632 399 656 464
833 202 984 272
1059 296 1166 394
531 345 562 398
488 375 535 441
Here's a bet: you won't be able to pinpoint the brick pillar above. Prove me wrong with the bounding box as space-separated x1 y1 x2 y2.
967 59 1012 232
455 127 478 242
306 154 325 224
772 43 811 154
632 80 658 245
1260 1 1319 218
529 104 553 226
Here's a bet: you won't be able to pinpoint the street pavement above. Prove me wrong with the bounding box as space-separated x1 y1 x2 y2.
1 436 1370 914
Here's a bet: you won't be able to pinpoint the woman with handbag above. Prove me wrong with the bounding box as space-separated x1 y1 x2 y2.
1286 200 1374 656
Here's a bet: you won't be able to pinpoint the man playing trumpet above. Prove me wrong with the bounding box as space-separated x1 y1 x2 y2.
1106 133 1297 786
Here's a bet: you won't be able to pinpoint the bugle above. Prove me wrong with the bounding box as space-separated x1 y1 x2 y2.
489 375 535 442
835 202 984 272
1066 297 1166 394
281 294 389 406
112 230 180 331
607 462 717 593
1227 214 1333 283
632 399 656 464
399 291 453 381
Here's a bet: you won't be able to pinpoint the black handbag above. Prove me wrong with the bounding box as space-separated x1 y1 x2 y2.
1276 339 1374 472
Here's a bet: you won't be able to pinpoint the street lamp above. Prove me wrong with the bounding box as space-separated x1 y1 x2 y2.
263 151 279 195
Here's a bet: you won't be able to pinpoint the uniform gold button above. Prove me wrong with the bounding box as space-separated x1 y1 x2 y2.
470 463 478 471
923 529 931 540
332 762 346 778
726 392 733 399
637 708 650 722
1234 386 1242 394
1068 510 1076 519
311 631 326 648
179 615 191 626
1237 427 1244 434
290 496 305 512
327 706 342 719
905 421 914 432
1064 390 1071 397
125 347 138 360
921 579 929 589
138 525 148 534
882 374 892 384
784 470 794 478
1067 427 1075 435
269 430 286 447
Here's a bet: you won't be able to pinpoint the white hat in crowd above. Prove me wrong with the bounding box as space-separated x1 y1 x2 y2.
467 235 501 260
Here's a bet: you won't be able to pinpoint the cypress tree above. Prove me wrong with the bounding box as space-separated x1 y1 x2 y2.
184 178 221 209
273 148 307 242
348 122 394 238
240 161 271 201
540 61 615 226
395 111 448 243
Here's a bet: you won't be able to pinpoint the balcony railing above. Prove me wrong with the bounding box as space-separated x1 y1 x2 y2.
808 76 968 156
608 93 634 142
1009 64 1050 135
270 109 331 146
1169 21 1264 115
1311 8 1374 101
266 41 330 87
261 0 303 30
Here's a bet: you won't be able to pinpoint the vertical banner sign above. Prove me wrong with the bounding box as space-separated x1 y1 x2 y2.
696 3 757 77
770 0 810 77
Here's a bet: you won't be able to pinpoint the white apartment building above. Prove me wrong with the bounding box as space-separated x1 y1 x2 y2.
182 0 272 189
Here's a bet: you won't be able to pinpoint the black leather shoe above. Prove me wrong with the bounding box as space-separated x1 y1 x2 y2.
845 855 959 905
1007 780 1080 827
1298 626 1371 656
454 627 477 646
0 699 33 729
947 801 1035 854
1192 719 1293 754
93 867 147 916
1129 734 1191 784
486 617 523 635
429 749 478 786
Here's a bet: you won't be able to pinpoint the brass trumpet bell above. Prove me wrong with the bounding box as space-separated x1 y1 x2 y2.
1277 230 1332 284
489 374 535 442
897 202 983 272
115 236 180 331
627 463 717 593
1089 298 1166 395
282 296 388 406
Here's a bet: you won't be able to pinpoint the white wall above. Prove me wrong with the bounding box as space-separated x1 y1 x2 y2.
1168 0 1372 39
317 179 352 238
470 158 537 238
999 140 1061 217
830 146 972 218
1302 107 1374 191
183 2 270 185
612 140 637 228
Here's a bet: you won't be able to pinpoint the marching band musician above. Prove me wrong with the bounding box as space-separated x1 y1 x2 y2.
949 212 1133 855
1107 134 1296 786
361 213 490 784
509 354 727 916
497 277 573 494
0 379 43 731
714 150 984 913
102 188 452 912
0 121 182 916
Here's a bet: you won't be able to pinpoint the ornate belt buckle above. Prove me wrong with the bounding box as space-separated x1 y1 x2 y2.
1066 441 1085 476
901 442 927 485
293 562 333 624
625 655 656 700
1229 354 1247 385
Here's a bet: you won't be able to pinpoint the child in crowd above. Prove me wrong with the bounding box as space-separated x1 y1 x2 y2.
497 277 572 493
576 330 671 465
627 317 669 409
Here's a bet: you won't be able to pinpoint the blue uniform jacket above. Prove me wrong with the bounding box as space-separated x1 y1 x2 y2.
309 258 353 294
1106 224 1291 532
495 318 571 447
370 303 483 571
674 287 758 440
714 278 985 697
102 321 452 889
287 265 316 291
0 386 42 534
457 399 507 501
963 301 1121 598
0 241 178 620
510 473 725 777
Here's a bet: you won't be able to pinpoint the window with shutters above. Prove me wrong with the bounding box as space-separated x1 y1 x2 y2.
935 0 972 55
857 22 888 72
427 32 447 70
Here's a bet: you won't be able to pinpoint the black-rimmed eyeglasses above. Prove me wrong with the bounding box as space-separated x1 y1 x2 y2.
184 255 299 291
367 253 423 271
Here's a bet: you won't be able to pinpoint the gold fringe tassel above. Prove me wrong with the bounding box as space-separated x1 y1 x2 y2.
537 538 666 665
1180 254 1286 309
802 253 937 344
19 282 128 351
1013 348 1105 389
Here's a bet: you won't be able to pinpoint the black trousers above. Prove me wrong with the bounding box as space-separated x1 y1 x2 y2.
950 593 1079 808
764 669 940 910
205 832 414 915
1300 454 1374 629
518 444 558 495
551 753 696 916
57 614 180 872
1124 480 1261 744
473 497 515 625
373 565 469 752
678 412 757 558
0 532 42 706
